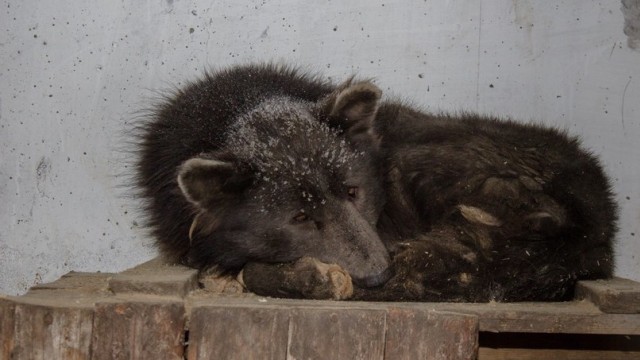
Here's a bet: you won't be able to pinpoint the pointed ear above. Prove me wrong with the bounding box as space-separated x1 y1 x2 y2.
177 157 252 210
324 80 382 146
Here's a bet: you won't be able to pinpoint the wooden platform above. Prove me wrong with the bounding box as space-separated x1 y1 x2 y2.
1 259 639 359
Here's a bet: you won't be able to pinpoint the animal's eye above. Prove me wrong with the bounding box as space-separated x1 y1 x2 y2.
347 186 359 201
293 212 309 222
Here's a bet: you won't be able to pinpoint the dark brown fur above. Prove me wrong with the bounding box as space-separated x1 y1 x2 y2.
363 105 617 301
134 64 617 302
135 64 391 288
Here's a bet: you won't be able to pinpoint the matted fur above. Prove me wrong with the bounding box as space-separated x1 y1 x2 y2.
133 63 617 302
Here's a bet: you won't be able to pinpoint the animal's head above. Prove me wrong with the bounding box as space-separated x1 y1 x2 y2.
177 80 391 287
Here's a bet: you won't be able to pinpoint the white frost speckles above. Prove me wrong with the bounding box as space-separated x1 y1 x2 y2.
225 96 363 211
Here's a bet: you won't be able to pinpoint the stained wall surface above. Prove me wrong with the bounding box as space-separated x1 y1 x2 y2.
1 0 639 295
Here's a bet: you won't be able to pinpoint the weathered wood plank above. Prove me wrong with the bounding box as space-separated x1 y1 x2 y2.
385 308 478 360
400 301 640 335
11 301 94 360
3 265 640 360
479 348 640 360
29 271 114 293
108 257 199 297
187 305 289 360
479 331 640 359
1 272 113 360
287 307 387 360
0 297 16 360
91 300 185 360
576 278 640 314
188 295 640 335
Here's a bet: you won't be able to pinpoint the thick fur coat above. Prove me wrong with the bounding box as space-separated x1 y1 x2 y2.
135 64 617 302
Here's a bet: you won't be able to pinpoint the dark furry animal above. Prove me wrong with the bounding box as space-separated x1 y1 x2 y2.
135 63 617 302
135 64 392 288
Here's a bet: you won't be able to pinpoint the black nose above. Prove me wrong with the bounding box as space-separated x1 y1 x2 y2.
352 267 393 288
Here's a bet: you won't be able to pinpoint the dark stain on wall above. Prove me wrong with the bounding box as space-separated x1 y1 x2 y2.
622 0 640 49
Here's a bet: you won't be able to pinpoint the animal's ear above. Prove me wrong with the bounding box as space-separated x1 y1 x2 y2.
323 79 382 146
177 157 252 210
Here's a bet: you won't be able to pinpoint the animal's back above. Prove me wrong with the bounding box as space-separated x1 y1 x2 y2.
371 103 617 301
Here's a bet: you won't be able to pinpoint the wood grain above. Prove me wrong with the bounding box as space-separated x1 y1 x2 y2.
12 301 94 360
576 277 640 314
385 308 478 360
187 305 289 360
287 307 387 360
91 300 185 360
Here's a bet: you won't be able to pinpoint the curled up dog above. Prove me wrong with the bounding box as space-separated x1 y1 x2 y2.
134 64 617 302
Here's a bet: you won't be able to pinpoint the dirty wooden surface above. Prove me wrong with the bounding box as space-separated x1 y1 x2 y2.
0 297 16 360
91 300 185 360
479 332 640 360
576 277 640 314
286 307 387 359
12 301 94 360
1 258 640 360
108 257 199 297
384 307 478 359
187 306 290 360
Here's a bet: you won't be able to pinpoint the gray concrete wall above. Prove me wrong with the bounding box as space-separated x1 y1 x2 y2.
1 0 638 295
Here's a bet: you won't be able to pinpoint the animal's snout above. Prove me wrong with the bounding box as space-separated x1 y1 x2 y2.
352 266 393 288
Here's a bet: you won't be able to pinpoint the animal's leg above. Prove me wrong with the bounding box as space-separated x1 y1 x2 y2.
240 257 354 300
353 225 485 302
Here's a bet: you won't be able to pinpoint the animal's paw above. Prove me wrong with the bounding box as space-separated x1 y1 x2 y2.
291 257 354 300
240 257 354 300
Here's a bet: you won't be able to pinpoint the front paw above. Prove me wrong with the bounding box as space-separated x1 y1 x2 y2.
241 257 354 300
291 257 354 300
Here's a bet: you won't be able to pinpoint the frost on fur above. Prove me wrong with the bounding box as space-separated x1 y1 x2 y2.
135 64 617 302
